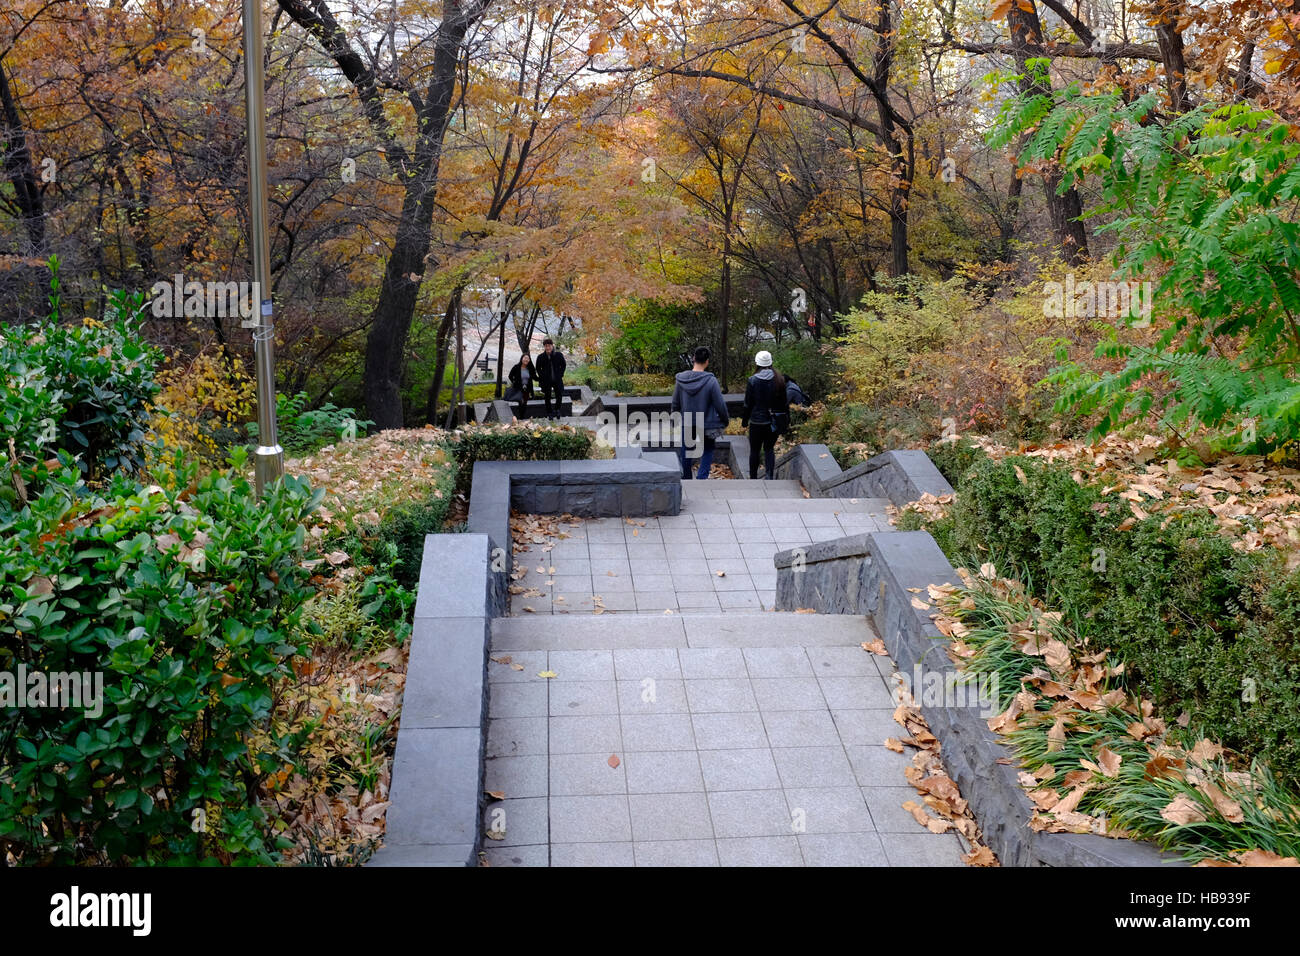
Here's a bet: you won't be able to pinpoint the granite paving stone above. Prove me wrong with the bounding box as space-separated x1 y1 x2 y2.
634 840 720 867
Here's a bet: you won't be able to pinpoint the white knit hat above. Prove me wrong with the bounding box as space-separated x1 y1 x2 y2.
754 350 773 368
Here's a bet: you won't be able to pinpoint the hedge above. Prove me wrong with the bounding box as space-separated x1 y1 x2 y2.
917 454 1300 790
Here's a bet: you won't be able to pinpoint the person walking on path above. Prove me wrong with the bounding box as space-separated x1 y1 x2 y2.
742 350 790 479
536 338 567 419
505 353 536 418
671 345 730 479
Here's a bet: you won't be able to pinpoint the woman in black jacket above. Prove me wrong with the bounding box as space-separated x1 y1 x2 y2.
742 350 790 479
506 354 536 417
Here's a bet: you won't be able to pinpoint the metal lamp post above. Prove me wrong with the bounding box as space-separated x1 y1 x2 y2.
242 0 282 494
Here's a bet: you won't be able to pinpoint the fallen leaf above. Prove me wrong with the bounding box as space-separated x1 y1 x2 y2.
963 845 998 867
1046 719 1067 752
1053 782 1093 815
861 638 888 655
485 790 505 800
607 754 621 768
1159 794 1207 825
1144 753 1184 781
884 738 905 753
538 670 557 679
1097 746 1122 778
1199 781 1245 823
1236 849 1300 866
1189 739 1226 766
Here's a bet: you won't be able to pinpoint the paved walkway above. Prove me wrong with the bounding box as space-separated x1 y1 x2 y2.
484 479 966 866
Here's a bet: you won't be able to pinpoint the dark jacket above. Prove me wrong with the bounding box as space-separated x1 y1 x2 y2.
671 369 730 438
535 349 566 390
786 378 808 407
743 368 789 427
507 361 535 399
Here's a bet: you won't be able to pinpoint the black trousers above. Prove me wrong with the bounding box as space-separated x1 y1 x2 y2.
541 386 561 417
748 423 778 479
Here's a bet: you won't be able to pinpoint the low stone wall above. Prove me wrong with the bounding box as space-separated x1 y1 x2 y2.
482 385 591 423
774 530 1183 867
714 434 751 477
368 533 506 867
467 456 682 578
776 444 954 506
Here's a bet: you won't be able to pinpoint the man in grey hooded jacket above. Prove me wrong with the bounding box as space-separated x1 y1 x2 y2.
670 346 730 479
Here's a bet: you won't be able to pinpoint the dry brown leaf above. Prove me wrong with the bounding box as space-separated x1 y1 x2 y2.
1159 794 1208 825
884 737 906 753
1199 781 1245 823
1189 739 1226 766
963 845 998 867
1236 849 1300 866
1053 782 1093 815
1097 746 1122 778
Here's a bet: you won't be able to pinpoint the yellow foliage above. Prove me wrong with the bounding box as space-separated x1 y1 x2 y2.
834 259 1153 434
150 348 256 466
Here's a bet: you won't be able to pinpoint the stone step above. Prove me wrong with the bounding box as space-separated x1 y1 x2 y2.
683 495 892 515
684 479 805 496
490 612 876 651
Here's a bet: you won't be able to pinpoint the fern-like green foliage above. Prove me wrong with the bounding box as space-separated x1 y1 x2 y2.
989 70 1300 455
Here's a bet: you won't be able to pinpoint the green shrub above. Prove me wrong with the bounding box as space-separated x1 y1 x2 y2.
926 437 987 489
926 454 1300 788
835 276 973 404
794 401 941 462
451 422 593 473
1 270 161 501
769 338 832 402
605 299 712 374
347 496 454 592
0 455 324 864
250 392 371 457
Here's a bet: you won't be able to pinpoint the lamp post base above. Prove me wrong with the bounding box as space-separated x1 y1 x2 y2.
254 444 284 496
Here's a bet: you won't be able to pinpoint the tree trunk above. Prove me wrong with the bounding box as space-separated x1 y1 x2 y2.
1002 161 1023 261
424 293 460 423
718 226 732 390
495 309 507 398
0 59 44 254
1007 5 1090 264
277 0 480 431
